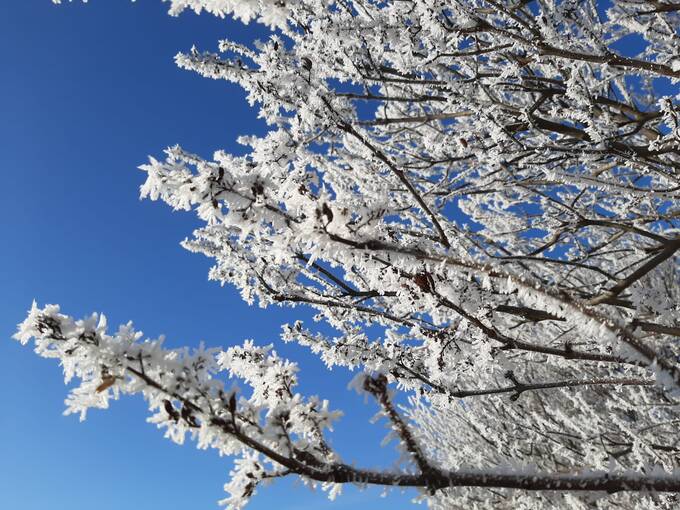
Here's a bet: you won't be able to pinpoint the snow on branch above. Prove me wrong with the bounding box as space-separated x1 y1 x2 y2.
19 0 680 508
14 303 680 509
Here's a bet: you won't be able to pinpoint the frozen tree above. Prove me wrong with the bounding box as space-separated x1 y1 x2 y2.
16 1 680 508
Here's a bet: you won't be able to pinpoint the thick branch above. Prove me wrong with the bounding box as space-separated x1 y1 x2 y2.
588 238 680 305
363 375 433 475
128 361 680 495
450 373 654 400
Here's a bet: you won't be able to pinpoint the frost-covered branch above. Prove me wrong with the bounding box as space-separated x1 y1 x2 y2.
14 304 680 505
17 1 680 508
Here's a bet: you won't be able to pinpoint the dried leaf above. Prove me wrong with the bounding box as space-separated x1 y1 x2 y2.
95 375 116 393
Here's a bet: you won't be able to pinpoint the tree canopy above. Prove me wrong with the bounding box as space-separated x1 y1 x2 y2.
16 1 680 508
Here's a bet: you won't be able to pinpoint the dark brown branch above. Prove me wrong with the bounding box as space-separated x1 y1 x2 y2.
436 294 643 367
576 219 671 245
496 255 618 281
588 237 680 304
634 3 680 15
363 375 433 476
36 319 680 496
128 358 680 494
632 320 680 338
357 111 473 126
495 304 566 322
327 101 451 249
334 92 447 102
450 373 654 400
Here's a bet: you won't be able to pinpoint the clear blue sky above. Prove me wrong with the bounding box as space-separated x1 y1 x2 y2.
0 2 414 508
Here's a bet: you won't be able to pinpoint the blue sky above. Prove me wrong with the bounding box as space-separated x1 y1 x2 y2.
0 2 414 509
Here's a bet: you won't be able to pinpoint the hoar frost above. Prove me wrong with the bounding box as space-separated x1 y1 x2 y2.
18 1 680 509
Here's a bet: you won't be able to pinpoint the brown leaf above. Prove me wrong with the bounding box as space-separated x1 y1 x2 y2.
95 375 116 393
412 272 434 293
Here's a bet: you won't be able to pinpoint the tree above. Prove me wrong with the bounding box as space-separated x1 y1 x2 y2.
15 0 680 508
